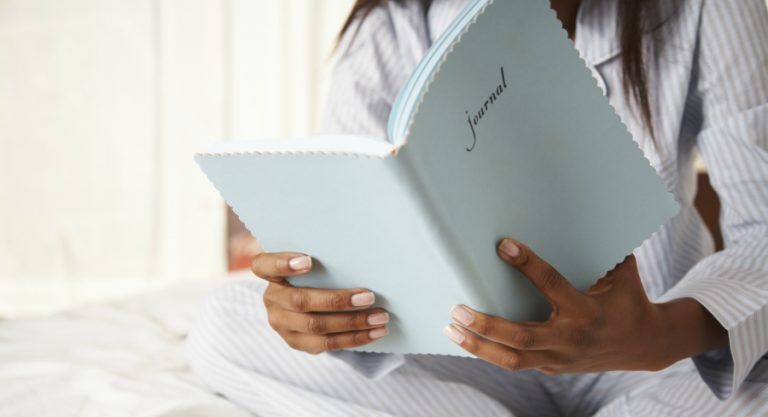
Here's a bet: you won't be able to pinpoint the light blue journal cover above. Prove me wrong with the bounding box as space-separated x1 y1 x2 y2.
196 0 679 356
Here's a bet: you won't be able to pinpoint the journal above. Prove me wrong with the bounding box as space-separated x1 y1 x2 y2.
196 0 678 356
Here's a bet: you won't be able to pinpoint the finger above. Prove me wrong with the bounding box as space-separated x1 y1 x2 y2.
450 305 556 350
444 324 555 371
285 327 389 354
277 309 389 335
251 252 313 281
266 285 376 313
497 239 583 308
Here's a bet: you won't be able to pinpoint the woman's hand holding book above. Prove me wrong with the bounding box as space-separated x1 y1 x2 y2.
444 239 728 374
252 251 390 354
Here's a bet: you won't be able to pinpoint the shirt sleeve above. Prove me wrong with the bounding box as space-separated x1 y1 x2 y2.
318 2 428 378
656 0 768 400
320 4 421 139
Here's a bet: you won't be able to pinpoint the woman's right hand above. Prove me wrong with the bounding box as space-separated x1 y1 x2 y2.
252 251 390 354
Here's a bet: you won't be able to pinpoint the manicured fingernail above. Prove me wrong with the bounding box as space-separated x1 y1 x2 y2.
351 291 375 307
499 240 520 258
450 305 474 326
367 312 389 326
288 255 312 270
444 324 465 344
369 327 388 340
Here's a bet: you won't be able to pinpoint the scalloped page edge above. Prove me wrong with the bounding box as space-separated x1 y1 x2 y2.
540 3 683 268
195 135 396 159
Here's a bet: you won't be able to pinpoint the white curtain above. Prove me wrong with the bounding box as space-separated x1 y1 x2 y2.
0 0 353 316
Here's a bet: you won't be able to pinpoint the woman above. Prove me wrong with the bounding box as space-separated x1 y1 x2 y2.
187 0 768 415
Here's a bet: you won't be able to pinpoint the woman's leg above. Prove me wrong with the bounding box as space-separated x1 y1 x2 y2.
561 359 768 417
185 278 562 417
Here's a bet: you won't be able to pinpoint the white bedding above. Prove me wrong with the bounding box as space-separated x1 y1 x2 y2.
0 275 253 417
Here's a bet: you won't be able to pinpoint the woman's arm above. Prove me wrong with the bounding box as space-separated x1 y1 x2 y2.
653 0 768 400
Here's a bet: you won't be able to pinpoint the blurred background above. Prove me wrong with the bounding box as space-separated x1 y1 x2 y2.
0 0 354 317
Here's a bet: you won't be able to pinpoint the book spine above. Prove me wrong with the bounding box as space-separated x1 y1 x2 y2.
393 148 499 313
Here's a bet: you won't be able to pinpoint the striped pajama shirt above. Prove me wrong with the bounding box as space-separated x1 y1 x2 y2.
186 0 768 415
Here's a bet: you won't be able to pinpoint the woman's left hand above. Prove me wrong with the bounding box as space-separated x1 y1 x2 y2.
445 239 728 375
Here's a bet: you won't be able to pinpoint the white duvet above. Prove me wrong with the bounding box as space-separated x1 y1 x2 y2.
0 277 253 417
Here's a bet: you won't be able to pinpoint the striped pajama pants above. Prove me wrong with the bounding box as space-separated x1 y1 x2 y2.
185 278 768 417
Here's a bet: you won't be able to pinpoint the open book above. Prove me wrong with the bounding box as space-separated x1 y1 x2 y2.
196 0 678 356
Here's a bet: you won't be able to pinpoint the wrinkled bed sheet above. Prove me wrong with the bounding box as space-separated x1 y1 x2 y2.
0 275 253 417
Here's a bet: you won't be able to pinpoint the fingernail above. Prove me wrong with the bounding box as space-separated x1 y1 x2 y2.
369 327 388 340
444 324 465 344
367 312 389 326
450 305 474 326
351 291 375 307
288 255 312 270
499 240 520 258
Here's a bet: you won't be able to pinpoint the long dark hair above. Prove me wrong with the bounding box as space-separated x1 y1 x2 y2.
339 0 677 137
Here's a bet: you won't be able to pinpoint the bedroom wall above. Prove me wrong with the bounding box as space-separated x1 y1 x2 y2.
0 0 354 317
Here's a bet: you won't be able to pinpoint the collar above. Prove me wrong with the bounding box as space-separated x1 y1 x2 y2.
574 0 622 67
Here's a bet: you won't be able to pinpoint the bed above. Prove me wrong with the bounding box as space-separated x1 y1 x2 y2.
0 274 253 417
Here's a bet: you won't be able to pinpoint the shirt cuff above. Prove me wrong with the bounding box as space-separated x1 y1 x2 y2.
657 275 768 400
